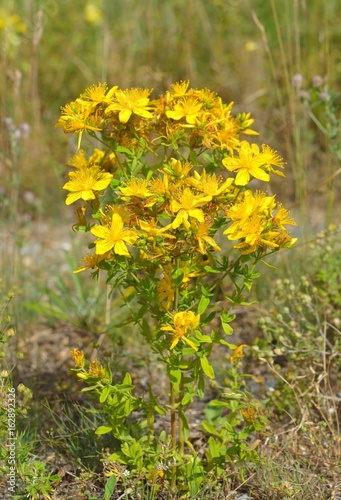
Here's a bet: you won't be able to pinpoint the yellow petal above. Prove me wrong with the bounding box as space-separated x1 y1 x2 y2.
65 192 82 205
119 109 132 123
114 240 130 257
95 239 114 255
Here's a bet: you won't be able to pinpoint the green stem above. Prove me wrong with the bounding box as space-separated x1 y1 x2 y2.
170 382 177 450
178 374 185 456
170 381 177 489
170 260 180 486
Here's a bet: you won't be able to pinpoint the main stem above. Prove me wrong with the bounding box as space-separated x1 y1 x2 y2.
178 374 185 456
170 382 177 451
170 263 180 486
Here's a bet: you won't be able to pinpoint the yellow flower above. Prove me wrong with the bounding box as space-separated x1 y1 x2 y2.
223 142 274 185
273 204 297 232
161 158 192 179
166 96 203 125
171 188 211 230
190 87 220 110
224 191 282 253
67 149 106 171
180 262 205 284
193 220 221 254
189 170 233 197
161 311 200 351
260 144 285 176
139 220 175 239
78 83 118 108
91 213 138 256
240 405 258 423
89 359 106 378
229 344 248 363
67 150 88 169
237 112 258 136
105 88 154 123
149 176 169 195
157 271 175 310
56 99 102 148
226 213 279 254
207 120 240 152
88 148 106 165
73 252 110 274
119 178 152 198
71 348 85 368
169 80 190 98
226 190 275 232
63 167 113 205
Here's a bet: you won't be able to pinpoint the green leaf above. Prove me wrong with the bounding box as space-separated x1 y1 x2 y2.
204 265 220 274
208 400 231 408
141 318 151 339
171 267 184 286
202 421 220 437
169 367 182 389
116 145 132 155
154 404 166 415
81 384 102 392
195 331 212 343
189 149 199 164
198 295 210 315
104 475 117 500
181 392 193 406
179 408 190 441
200 357 215 379
123 372 132 385
221 310 235 335
222 322 234 335
208 436 222 457
96 425 113 435
220 310 235 323
201 310 216 326
221 391 245 400
100 385 111 403
197 373 205 398
187 457 204 497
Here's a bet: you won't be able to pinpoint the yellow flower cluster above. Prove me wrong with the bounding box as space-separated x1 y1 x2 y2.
71 349 106 380
161 311 200 351
56 81 254 151
58 82 297 349
63 149 113 205
224 190 296 254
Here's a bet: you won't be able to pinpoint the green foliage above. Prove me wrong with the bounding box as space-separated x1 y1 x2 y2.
25 253 108 331
254 227 341 429
14 457 61 500
202 362 267 480
0 289 60 499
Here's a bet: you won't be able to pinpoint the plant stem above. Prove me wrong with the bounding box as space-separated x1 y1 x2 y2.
170 381 177 488
178 374 185 456
170 382 176 450
170 260 180 485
